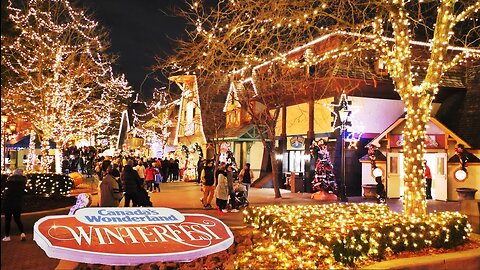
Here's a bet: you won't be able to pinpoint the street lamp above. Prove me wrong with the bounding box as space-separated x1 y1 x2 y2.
338 93 351 202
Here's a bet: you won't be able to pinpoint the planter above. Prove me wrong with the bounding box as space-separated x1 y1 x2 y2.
456 188 478 201
362 184 377 199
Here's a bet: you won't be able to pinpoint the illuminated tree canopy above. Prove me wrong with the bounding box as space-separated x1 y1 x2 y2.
161 0 480 215
1 0 132 146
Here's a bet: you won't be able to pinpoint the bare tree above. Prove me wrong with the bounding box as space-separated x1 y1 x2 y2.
158 0 480 213
1 0 132 171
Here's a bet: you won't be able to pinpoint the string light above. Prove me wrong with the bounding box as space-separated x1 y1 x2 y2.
166 1 479 218
237 204 472 268
2 0 132 172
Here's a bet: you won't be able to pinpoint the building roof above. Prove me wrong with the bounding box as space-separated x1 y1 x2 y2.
359 150 387 162
367 117 471 149
217 123 260 141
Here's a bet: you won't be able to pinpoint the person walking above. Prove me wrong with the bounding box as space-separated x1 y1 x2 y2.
161 158 169 183
197 158 205 185
100 161 123 207
145 163 156 192
215 165 229 213
121 160 142 207
226 163 239 212
135 160 146 187
424 160 433 199
239 163 254 199
201 159 216 209
2 169 27 242
168 158 175 182
153 164 162 192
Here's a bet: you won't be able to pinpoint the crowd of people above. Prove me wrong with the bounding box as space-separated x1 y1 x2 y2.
200 160 253 213
1 153 254 242
93 154 254 214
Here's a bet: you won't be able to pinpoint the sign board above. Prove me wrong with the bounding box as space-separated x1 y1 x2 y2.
34 207 234 266
390 134 445 149
287 136 305 150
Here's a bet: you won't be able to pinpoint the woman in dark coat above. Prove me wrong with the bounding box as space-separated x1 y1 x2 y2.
2 169 27 241
121 160 142 207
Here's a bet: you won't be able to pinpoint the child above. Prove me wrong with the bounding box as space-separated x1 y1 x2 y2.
375 176 386 203
153 164 162 192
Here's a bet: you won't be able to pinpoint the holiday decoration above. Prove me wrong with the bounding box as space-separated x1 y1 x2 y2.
455 144 469 171
163 0 480 217
239 204 472 268
310 139 337 195
2 0 132 171
21 173 74 196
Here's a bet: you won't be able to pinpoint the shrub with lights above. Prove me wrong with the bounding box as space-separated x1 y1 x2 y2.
238 204 472 268
24 173 74 197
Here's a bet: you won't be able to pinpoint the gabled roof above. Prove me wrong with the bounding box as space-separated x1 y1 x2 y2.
217 123 261 141
448 151 480 163
367 116 471 149
223 82 242 112
359 150 387 162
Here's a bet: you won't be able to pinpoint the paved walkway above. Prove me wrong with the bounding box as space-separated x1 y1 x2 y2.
0 181 472 269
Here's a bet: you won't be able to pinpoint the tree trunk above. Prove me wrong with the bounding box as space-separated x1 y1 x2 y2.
269 150 282 198
40 140 51 172
402 94 432 217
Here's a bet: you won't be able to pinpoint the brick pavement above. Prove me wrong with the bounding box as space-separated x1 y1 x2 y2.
0 181 469 270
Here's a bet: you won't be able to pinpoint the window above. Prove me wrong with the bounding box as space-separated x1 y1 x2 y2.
185 101 195 136
389 156 398 174
288 151 305 172
436 157 445 175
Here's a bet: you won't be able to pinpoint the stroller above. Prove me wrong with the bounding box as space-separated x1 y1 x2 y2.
233 183 249 208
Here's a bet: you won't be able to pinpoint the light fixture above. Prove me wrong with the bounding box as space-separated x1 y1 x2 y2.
454 168 467 182
373 167 383 177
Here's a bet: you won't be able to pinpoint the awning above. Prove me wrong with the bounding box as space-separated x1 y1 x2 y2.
7 135 56 149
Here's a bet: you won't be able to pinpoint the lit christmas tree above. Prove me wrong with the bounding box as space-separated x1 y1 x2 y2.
1 0 132 171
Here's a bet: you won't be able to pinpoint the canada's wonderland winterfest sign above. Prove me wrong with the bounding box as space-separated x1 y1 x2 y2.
34 207 234 265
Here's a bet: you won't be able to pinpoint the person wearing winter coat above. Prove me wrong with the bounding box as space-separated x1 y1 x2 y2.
100 162 123 207
2 169 27 242
215 166 229 213
226 164 239 212
135 160 146 186
144 163 156 192
121 160 142 207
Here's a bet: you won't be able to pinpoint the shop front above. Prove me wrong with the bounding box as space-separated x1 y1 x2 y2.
365 118 479 201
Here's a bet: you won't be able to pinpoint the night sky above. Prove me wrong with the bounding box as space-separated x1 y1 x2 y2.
76 0 189 100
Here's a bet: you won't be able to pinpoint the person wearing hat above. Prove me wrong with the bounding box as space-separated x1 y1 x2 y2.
2 169 27 242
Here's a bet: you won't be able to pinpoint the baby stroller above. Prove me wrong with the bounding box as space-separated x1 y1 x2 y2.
233 183 249 208
137 187 153 207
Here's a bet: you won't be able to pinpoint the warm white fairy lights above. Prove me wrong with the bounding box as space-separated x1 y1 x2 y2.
25 130 37 172
238 204 472 268
2 0 132 171
168 0 479 218
23 173 73 196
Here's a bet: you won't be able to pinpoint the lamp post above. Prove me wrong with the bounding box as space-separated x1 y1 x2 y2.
337 93 351 202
